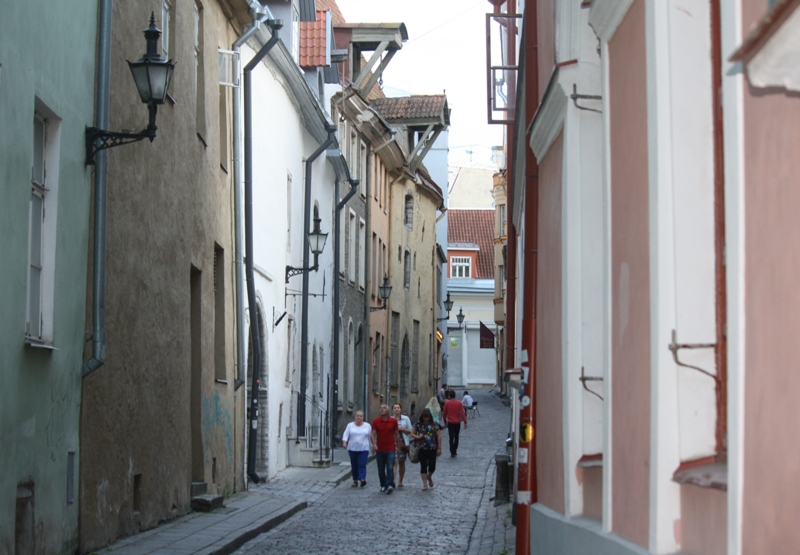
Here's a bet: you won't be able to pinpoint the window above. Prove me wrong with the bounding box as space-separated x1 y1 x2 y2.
359 219 366 289
500 204 506 236
287 173 292 252
391 312 400 387
162 0 174 59
400 336 410 398
339 206 346 276
404 250 411 290
291 4 300 64
373 333 381 392
451 256 472 278
371 233 377 297
349 210 356 283
213 245 226 380
360 142 367 197
194 1 206 137
27 107 60 344
404 194 413 229
411 321 419 392
218 84 230 169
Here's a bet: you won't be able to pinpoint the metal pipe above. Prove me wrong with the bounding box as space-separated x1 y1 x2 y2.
232 6 271 393
244 20 282 484
298 125 336 436
83 0 113 378
331 172 358 448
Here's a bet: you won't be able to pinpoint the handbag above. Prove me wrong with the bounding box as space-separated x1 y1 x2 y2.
408 440 421 464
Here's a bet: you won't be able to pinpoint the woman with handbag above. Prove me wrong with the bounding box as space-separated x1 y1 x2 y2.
392 402 413 488
410 408 442 491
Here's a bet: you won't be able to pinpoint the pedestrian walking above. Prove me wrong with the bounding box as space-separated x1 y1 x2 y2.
392 402 413 488
371 404 401 494
342 410 372 488
410 408 442 491
442 390 468 457
437 383 448 409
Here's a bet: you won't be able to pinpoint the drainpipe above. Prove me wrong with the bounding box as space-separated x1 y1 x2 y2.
83 0 113 378
331 165 358 445
233 4 271 394
297 125 337 438
244 18 282 484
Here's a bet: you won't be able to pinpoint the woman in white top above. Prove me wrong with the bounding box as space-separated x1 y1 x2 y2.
342 410 372 487
392 402 413 488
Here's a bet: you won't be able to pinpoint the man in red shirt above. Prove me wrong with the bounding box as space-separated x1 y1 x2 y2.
442 390 468 457
371 404 401 493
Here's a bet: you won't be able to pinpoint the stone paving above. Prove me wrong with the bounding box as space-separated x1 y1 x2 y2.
233 388 516 555
95 388 514 555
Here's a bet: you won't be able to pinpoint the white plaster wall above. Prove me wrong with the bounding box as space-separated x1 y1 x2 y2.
668 0 718 463
243 41 337 477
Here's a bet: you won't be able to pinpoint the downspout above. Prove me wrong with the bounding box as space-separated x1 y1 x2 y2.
244 19 282 484
331 165 358 442
233 5 271 393
298 125 337 437
83 0 113 378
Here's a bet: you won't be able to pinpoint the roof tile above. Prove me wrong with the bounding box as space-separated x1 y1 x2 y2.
370 95 447 121
300 11 328 67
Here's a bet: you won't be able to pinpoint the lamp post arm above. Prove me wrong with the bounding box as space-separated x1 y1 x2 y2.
85 103 158 165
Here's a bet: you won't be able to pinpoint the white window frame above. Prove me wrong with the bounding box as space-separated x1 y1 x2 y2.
348 210 356 283
27 106 60 345
450 256 472 278
162 0 172 59
358 219 366 290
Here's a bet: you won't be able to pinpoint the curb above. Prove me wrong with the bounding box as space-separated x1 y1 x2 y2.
206 500 307 555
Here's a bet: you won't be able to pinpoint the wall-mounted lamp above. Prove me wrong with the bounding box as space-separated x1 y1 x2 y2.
436 291 454 321
370 274 393 312
85 13 175 165
286 215 328 282
456 307 465 329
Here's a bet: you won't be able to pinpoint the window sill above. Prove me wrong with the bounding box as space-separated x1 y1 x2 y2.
673 457 727 491
577 453 603 468
25 338 58 351
215 379 229 385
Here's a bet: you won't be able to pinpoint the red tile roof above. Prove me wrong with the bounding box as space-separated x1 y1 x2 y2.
316 0 347 26
300 10 328 67
448 209 495 279
371 95 448 121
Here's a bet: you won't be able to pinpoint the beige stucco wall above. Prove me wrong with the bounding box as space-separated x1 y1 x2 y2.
608 1 651 548
368 154 391 421
740 2 800 552
536 131 565 515
386 173 440 415
80 1 242 550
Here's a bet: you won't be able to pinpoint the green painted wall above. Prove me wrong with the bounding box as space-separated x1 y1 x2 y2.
0 1 97 553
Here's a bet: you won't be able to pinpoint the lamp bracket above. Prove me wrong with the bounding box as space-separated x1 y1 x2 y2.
85 104 159 165
370 305 387 312
285 264 319 283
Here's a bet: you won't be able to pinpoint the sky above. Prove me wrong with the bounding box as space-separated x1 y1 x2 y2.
336 0 504 169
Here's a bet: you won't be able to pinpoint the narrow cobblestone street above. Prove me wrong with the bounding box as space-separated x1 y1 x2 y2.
233 389 515 555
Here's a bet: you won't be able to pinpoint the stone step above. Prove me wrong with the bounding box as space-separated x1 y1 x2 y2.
190 481 207 497
191 493 223 512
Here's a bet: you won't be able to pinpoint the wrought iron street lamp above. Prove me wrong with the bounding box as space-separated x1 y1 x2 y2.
85 13 176 165
370 274 393 312
286 216 328 282
437 291 454 321
456 307 465 329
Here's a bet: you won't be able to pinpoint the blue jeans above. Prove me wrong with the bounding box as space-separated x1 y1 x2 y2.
375 450 396 488
348 450 368 481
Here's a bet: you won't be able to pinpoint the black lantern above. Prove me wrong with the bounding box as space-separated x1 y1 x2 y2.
286 216 329 283
437 291 454 321
456 307 465 328
85 13 175 165
371 274 393 311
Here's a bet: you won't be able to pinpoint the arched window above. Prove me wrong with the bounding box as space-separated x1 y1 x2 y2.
404 194 413 229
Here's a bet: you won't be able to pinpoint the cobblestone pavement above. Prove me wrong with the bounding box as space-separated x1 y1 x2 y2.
233 388 516 555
